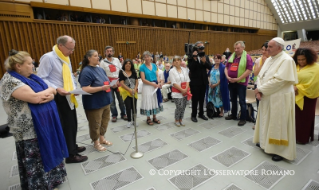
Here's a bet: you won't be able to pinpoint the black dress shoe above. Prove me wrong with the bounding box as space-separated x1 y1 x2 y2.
256 143 260 148
225 115 237 120
191 117 198 122
77 146 86 153
66 154 88 164
198 115 208 120
238 120 246 126
272 155 283 162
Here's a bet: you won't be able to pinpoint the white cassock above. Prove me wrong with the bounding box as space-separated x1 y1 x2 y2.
253 51 298 161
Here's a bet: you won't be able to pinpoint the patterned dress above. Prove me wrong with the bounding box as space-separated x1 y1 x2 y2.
208 67 223 108
0 73 67 190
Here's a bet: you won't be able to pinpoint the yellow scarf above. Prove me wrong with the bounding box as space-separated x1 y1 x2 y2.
53 45 78 108
295 63 319 110
118 86 138 101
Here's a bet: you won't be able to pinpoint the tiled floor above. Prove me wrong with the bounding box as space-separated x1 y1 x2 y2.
1 90 319 190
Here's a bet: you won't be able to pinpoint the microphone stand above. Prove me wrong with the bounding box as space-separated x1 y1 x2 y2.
103 59 143 159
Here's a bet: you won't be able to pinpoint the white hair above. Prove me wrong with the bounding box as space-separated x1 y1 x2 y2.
234 41 245 48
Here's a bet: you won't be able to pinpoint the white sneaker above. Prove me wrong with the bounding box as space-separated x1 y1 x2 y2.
189 105 192 108
127 122 133 128
204 108 207 112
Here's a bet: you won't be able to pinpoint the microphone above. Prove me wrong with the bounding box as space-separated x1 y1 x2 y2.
103 59 113 65
103 58 143 159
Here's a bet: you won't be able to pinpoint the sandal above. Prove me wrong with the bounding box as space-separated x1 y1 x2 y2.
94 143 107 152
100 139 113 146
153 118 161 124
163 99 169 102
146 118 154 125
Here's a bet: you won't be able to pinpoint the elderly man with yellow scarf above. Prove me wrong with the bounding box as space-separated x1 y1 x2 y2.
38 35 88 163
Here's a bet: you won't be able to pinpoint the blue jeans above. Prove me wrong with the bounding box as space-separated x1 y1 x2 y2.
228 83 247 120
110 88 126 117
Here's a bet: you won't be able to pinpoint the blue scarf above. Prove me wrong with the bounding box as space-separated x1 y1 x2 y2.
164 70 170 83
217 64 230 112
152 80 162 108
8 71 69 172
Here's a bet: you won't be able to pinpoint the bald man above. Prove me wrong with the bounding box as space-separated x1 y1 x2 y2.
38 35 88 163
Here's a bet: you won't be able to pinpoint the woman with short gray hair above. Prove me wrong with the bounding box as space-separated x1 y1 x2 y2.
139 51 163 125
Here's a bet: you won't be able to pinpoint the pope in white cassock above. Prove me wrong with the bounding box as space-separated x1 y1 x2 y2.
253 37 298 162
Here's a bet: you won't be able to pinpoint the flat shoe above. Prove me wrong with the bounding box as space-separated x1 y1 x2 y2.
100 140 113 146
94 143 107 152
174 122 180 127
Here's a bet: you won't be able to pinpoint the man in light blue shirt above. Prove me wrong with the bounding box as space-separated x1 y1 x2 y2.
38 35 88 164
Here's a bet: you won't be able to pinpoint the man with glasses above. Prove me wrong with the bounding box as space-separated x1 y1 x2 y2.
38 35 88 163
188 41 212 122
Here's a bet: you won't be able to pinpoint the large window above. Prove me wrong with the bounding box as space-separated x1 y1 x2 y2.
271 0 319 24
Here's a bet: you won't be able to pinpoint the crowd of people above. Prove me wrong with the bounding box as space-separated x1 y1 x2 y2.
1 35 318 189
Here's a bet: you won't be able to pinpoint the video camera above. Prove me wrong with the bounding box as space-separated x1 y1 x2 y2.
184 43 206 57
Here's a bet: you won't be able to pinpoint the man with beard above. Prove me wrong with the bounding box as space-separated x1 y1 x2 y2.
100 46 127 122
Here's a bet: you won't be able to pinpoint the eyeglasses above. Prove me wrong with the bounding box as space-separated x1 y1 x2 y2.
62 44 75 52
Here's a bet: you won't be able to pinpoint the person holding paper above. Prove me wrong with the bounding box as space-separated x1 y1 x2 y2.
140 51 163 125
169 56 191 127
78 50 113 152
38 35 87 163
119 59 139 128
100 46 127 122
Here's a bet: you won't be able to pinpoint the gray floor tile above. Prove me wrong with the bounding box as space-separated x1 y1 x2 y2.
170 128 200 141
199 120 223 129
223 183 242 190
111 124 130 133
81 154 126 175
90 167 143 190
132 138 167 153
12 151 16 161
155 122 176 131
76 134 91 143
288 146 312 165
245 161 286 189
148 149 188 170
168 164 215 190
81 145 97 156
242 137 257 148
302 180 319 190
212 147 250 167
120 130 151 142
188 137 221 152
10 165 19 177
8 184 21 190
77 118 88 124
218 127 245 138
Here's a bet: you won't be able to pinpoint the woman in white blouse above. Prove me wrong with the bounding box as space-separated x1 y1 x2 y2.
169 56 190 126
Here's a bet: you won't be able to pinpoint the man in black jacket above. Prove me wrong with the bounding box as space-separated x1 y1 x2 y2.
188 41 212 122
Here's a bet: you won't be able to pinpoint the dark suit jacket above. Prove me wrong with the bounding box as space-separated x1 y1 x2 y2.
223 52 232 59
187 55 212 86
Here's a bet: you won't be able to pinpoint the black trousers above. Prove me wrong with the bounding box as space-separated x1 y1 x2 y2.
54 94 78 156
190 84 206 117
124 97 137 122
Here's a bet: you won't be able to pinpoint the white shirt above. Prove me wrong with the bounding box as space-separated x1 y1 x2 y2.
100 57 121 78
168 67 190 98
157 69 164 82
